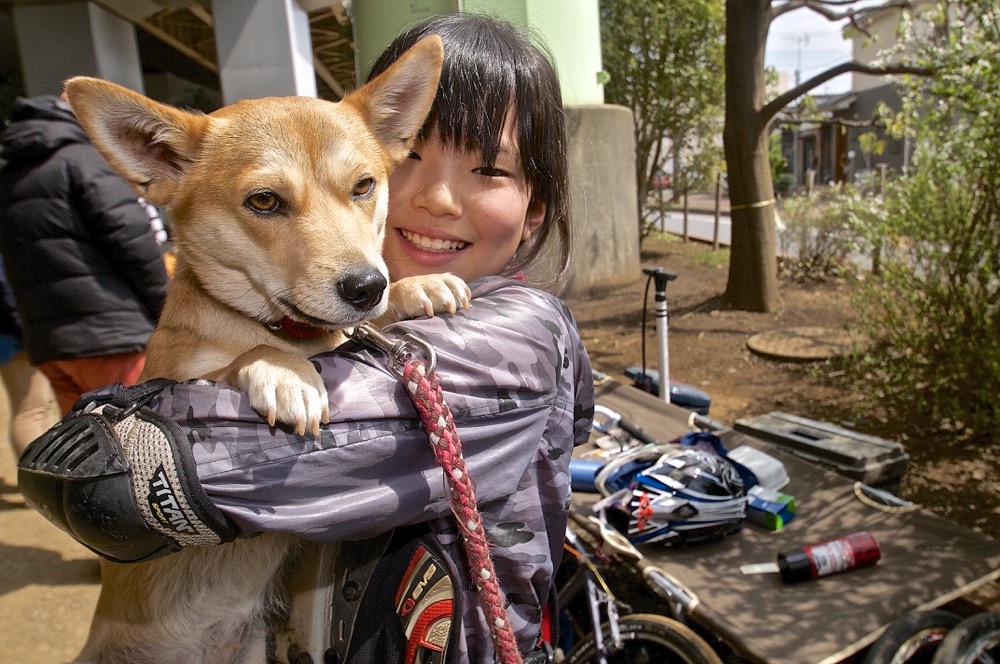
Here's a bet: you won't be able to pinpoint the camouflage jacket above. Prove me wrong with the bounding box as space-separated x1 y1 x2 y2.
144 276 595 662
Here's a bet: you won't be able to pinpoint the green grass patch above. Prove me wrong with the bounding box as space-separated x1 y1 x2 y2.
644 229 681 244
691 245 729 268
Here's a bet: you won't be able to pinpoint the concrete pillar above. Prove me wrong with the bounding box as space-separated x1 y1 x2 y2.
557 105 640 295
462 0 605 106
350 0 457 81
11 1 144 96
211 0 317 104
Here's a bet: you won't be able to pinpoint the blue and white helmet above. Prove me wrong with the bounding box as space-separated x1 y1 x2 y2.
595 444 748 548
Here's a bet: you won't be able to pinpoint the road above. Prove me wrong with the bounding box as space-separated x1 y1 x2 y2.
647 208 732 246
647 202 863 268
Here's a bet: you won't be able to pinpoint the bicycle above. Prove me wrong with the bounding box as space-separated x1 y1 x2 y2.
552 526 723 664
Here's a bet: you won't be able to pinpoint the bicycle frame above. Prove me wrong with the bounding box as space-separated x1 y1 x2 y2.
555 524 726 664
555 527 627 663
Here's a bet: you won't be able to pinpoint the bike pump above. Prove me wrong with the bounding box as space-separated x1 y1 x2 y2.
643 267 677 404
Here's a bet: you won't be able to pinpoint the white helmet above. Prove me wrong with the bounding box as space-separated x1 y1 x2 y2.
595 444 749 548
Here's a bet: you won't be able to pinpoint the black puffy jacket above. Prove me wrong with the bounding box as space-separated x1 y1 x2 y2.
0 95 168 364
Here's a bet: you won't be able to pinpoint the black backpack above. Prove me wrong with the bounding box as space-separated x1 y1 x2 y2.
273 525 462 664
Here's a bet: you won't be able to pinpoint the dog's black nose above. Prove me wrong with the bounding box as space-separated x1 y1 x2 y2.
338 268 388 311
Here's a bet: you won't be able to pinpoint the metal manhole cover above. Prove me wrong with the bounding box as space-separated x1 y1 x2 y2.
747 326 863 361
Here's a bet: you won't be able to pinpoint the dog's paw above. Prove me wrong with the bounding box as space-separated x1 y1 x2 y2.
224 346 329 436
384 273 472 321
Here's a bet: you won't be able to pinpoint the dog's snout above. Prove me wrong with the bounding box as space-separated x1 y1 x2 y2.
338 268 388 311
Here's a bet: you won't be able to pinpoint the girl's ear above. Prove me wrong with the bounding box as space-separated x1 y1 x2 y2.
521 201 547 242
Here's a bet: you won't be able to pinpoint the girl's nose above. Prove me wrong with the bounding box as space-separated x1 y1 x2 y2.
411 179 461 218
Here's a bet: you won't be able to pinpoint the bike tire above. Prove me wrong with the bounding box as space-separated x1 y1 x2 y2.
930 611 1000 664
564 613 723 664
861 609 962 664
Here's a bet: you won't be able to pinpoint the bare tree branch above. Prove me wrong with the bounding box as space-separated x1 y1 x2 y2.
771 0 809 20
770 0 914 37
775 115 881 127
761 60 931 123
771 0 913 21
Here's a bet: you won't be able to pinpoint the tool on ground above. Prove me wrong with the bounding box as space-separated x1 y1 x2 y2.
635 267 677 404
740 531 881 583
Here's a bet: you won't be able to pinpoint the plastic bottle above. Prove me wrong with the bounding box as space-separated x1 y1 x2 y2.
777 531 881 583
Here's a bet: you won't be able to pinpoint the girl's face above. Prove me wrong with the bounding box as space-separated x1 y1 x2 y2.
382 115 545 283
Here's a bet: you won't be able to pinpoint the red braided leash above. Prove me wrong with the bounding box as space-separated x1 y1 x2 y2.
401 360 524 664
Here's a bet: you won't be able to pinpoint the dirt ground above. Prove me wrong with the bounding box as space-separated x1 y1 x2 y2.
0 232 997 661
0 402 101 662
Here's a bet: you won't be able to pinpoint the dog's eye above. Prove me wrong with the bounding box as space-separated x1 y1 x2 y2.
245 191 280 214
353 177 375 197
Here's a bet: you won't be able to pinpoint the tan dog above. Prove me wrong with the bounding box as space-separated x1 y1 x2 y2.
63 36 468 663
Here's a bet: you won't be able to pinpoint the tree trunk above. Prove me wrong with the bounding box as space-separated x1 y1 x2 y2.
722 0 780 312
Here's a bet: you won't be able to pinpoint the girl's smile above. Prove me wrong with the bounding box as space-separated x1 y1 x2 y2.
398 228 470 253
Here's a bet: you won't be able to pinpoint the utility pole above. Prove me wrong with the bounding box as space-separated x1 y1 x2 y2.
785 33 809 188
792 33 810 86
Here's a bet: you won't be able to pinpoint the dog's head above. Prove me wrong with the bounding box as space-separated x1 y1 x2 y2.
64 36 443 331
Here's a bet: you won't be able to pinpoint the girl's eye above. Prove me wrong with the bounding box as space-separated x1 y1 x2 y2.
474 166 508 177
245 191 281 214
407 150 421 160
353 177 375 197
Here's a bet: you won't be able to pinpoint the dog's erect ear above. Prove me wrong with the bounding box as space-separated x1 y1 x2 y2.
64 77 210 207
344 35 443 163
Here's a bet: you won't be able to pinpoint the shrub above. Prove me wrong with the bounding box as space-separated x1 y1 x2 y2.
773 172 794 196
842 1 999 437
775 188 861 281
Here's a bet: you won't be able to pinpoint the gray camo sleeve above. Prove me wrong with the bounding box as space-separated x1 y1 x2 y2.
145 276 594 543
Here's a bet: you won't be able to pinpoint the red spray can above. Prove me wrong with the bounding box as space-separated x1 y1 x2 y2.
777 531 881 583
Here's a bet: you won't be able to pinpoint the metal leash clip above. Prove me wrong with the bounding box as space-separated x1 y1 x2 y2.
349 323 437 379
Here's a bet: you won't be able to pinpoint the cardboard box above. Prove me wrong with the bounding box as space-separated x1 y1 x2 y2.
747 486 796 530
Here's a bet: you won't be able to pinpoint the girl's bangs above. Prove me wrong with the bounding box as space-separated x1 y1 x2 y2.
422 47 514 166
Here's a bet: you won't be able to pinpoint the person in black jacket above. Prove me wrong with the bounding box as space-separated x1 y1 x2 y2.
0 94 169 415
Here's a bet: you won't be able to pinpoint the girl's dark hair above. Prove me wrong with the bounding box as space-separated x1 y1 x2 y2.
367 13 571 285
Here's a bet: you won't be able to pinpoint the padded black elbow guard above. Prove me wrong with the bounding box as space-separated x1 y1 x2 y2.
17 381 238 564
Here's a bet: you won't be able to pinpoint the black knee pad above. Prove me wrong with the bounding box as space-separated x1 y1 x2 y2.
17 381 238 563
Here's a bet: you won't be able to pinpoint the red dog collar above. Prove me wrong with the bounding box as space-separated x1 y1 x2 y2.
275 316 329 340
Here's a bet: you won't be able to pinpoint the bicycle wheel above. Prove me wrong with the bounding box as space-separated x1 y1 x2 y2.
930 611 1000 664
564 613 723 664
861 609 962 664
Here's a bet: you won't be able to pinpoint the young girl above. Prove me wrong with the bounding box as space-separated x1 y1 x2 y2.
21 13 593 663
370 14 571 288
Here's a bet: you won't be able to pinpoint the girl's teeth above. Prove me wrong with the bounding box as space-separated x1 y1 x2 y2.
402 230 467 251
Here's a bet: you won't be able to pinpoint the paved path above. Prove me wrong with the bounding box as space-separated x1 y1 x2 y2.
0 393 100 662
650 208 732 246
644 192 733 246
